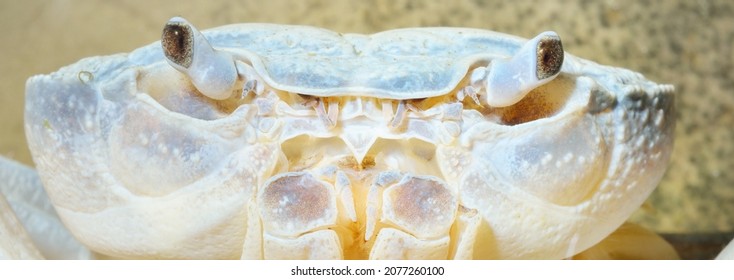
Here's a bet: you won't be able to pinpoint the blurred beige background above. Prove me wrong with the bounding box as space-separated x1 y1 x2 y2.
1 0 732 234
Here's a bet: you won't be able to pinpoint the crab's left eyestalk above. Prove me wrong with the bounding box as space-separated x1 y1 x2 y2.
162 17 237 100
483 31 564 107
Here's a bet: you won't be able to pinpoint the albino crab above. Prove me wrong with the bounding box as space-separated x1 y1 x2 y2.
0 17 677 259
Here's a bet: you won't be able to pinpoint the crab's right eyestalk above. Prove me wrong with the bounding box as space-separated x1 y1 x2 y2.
162 17 237 100
483 31 564 107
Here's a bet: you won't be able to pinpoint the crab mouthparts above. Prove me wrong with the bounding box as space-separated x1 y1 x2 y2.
288 96 444 166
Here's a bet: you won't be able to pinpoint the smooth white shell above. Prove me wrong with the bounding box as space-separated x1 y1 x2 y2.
130 23 537 98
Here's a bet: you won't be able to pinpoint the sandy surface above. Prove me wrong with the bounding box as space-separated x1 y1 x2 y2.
1 0 732 233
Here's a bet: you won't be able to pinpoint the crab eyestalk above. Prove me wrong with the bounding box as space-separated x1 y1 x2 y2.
162 17 238 100
482 31 564 107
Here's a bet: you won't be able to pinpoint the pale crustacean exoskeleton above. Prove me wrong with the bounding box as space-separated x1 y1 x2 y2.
0 17 678 259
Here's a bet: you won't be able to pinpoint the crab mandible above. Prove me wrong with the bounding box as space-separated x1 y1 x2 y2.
1 17 674 259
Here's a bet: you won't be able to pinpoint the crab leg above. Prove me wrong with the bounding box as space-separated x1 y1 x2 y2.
0 192 42 259
572 223 679 260
0 156 92 259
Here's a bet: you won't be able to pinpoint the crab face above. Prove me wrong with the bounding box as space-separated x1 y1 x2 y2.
23 17 674 259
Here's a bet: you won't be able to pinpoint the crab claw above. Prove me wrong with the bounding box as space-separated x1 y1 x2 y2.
162 17 237 100
483 31 564 107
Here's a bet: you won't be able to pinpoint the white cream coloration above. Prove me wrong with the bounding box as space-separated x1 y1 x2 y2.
3 17 677 259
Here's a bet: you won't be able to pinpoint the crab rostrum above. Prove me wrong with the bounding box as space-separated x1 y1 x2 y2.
14 17 674 259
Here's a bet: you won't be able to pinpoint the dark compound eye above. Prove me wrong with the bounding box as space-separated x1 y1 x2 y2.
536 35 564 80
162 21 193 69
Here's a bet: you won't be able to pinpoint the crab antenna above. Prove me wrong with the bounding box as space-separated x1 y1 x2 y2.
483 31 564 107
162 17 237 100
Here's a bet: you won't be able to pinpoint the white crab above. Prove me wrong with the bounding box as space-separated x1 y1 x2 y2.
0 17 677 260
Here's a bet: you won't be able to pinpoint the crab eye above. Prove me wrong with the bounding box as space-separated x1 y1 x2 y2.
162 21 194 69
536 35 563 80
482 31 564 107
161 17 237 100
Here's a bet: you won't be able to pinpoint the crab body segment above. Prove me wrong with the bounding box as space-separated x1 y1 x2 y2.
3 18 674 259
